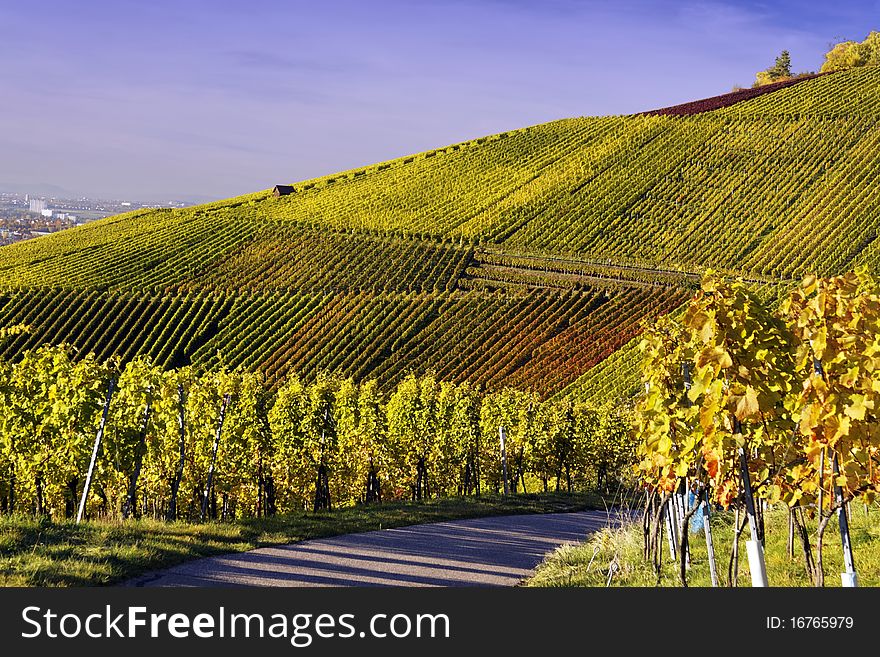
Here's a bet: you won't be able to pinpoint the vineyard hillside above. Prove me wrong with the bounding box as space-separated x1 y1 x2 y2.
1 67 878 398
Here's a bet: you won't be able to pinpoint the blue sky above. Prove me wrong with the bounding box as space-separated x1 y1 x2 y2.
0 0 877 200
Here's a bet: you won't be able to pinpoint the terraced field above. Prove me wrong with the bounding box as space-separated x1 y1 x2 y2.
1 67 878 400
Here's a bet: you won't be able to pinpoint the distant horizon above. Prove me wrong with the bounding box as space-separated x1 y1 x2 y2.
2 0 878 200
0 182 218 204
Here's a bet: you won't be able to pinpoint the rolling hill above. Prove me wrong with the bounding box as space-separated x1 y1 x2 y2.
1 66 878 399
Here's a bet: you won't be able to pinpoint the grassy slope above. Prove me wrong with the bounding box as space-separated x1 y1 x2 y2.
0 492 598 586
0 68 877 398
527 504 880 587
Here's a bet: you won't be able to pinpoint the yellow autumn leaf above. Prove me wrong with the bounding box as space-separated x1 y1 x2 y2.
799 403 821 436
658 435 672 454
844 394 870 422
802 274 818 295
700 319 715 343
687 374 707 402
735 386 760 420
832 415 851 441
697 346 732 369
811 327 827 359
699 404 716 432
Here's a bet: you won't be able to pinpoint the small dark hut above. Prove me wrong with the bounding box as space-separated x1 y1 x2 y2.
272 185 296 197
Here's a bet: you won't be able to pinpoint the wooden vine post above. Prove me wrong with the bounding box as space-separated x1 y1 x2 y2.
664 498 677 560
201 392 232 522
122 387 153 520
167 383 186 521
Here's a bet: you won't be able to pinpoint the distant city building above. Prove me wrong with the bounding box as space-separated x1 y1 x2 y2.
41 209 53 218
29 198 47 213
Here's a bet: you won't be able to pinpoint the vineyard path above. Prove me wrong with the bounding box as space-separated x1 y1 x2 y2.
125 510 614 587
472 250 789 287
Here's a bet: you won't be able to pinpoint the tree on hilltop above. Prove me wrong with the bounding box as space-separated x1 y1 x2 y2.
821 40 866 72
820 31 880 72
771 50 792 78
754 50 792 87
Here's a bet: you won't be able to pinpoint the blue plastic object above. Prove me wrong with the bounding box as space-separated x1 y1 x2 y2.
689 491 704 533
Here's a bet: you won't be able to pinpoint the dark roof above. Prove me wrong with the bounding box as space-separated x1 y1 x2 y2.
272 185 296 196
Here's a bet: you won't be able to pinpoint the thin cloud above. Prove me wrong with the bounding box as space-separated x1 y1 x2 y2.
1 0 877 199
225 49 345 73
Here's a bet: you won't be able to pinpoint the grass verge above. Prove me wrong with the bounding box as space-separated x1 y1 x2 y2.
0 491 599 586
527 502 880 587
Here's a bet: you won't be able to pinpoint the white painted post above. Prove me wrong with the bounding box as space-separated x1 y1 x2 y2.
702 492 719 587
499 426 509 496
738 442 768 587
679 364 691 568
76 379 115 524
833 454 858 587
746 539 768 587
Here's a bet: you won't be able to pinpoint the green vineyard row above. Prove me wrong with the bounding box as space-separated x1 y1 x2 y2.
1 68 879 294
0 349 634 520
0 284 687 397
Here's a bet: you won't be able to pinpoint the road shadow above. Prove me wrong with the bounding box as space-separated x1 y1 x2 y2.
128 511 627 588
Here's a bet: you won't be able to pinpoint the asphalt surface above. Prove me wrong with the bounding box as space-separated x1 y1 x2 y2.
126 510 612 587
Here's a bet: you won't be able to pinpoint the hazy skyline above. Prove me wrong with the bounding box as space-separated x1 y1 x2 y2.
1 0 877 200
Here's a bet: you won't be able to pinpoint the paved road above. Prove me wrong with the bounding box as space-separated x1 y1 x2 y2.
126 510 613 587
